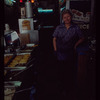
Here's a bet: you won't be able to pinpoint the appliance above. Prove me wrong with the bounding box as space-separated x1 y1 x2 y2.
4 31 20 47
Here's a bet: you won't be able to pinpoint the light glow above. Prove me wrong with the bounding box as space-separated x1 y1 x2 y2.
20 0 23 3
38 8 53 13
31 0 34 3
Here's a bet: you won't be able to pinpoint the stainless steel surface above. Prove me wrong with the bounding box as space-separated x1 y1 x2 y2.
25 2 33 18
4 81 22 88
5 66 26 71
20 49 33 53
29 30 39 43
4 54 14 56
16 52 31 55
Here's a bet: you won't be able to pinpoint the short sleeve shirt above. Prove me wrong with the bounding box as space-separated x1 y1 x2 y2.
53 23 84 60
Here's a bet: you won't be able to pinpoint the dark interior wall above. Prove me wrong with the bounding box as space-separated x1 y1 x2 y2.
39 28 55 53
89 0 96 36
38 0 60 53
70 0 91 13
38 0 60 26
4 3 20 30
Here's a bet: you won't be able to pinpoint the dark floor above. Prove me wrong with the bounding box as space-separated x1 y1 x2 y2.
35 47 96 100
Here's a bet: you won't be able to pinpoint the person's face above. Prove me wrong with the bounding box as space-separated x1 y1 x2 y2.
62 13 72 24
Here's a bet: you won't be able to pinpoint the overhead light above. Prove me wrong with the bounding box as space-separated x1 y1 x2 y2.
31 0 35 3
20 0 23 3
38 8 53 13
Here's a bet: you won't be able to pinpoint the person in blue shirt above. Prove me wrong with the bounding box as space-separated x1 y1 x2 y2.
53 9 85 99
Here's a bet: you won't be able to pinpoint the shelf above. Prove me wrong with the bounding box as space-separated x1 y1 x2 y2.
5 66 26 71
4 81 22 88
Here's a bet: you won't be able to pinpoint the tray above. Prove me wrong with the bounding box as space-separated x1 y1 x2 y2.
7 53 31 67
4 54 16 67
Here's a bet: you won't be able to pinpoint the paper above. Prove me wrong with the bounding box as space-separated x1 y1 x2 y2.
11 31 19 41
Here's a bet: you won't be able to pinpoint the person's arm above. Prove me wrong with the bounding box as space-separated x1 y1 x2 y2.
53 37 57 51
74 37 85 50
53 25 59 51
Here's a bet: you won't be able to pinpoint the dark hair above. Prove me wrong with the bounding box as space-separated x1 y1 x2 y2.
62 9 73 18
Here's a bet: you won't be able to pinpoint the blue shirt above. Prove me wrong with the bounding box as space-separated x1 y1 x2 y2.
53 23 84 61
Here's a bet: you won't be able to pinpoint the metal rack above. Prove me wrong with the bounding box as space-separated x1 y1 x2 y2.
4 44 38 100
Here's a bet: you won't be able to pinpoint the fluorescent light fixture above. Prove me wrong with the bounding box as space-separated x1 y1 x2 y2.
43 26 54 28
38 8 53 13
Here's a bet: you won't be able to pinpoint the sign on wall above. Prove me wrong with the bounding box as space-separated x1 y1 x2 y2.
18 18 34 34
71 9 90 30
70 0 91 36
